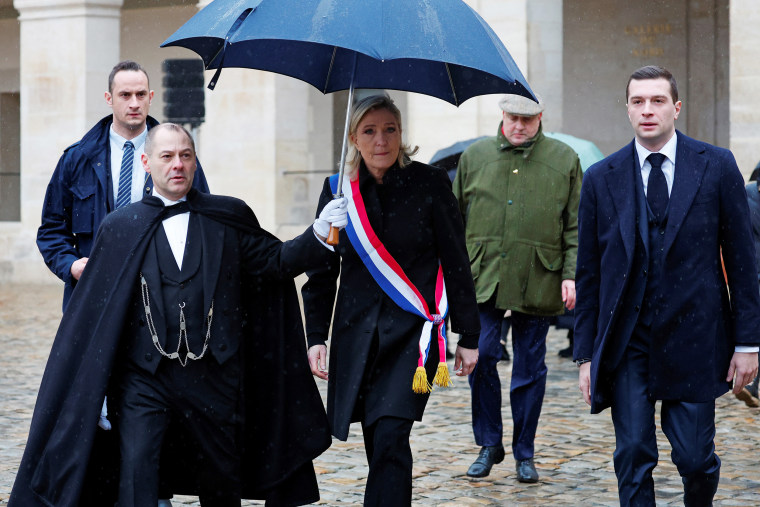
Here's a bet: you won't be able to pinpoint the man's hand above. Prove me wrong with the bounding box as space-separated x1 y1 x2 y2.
454 345 478 376
70 257 89 281
562 279 576 310
308 344 329 380
579 362 591 406
727 351 759 394
313 197 348 240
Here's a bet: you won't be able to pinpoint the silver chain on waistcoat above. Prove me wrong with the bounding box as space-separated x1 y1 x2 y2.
139 273 214 367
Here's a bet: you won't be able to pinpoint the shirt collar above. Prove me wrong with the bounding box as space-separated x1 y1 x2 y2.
153 190 188 206
634 132 677 168
109 124 148 151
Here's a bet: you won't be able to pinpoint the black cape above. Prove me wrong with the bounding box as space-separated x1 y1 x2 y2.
10 190 331 506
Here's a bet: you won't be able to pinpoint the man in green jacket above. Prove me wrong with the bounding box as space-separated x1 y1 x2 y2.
453 94 582 482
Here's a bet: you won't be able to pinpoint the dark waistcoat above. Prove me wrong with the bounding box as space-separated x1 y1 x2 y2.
124 214 213 374
154 215 205 356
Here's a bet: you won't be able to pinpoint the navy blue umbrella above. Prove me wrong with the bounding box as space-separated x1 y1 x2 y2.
429 136 488 177
162 0 533 105
162 0 534 242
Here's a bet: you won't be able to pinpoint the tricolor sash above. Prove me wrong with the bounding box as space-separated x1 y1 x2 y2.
330 173 451 393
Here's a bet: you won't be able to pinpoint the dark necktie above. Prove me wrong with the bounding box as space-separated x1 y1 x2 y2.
116 141 134 209
646 152 668 223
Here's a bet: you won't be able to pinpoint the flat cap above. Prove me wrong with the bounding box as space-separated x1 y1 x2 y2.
498 93 544 116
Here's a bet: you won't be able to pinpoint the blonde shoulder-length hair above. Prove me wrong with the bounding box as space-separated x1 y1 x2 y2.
345 94 419 178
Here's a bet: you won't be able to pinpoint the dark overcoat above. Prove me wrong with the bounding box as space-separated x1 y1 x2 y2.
302 162 480 440
11 189 332 506
574 132 760 414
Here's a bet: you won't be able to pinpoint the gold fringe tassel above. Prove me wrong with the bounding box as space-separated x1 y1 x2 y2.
433 362 453 388
412 366 432 393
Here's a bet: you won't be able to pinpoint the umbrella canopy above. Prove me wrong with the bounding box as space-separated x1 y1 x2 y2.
161 0 534 106
429 136 488 173
544 132 604 172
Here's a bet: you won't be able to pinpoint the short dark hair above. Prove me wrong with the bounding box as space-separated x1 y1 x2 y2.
144 123 195 155
108 60 150 94
625 65 678 103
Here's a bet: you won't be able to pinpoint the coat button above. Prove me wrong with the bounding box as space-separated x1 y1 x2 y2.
180 283 185 289
643 269 647 276
660 229 665 235
219 343 227 351
145 353 153 361
634 305 640 312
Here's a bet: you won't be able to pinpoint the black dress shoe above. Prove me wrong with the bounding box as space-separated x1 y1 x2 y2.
515 458 538 483
466 445 505 478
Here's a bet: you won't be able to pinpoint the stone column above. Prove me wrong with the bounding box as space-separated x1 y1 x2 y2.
194 0 327 237
730 0 760 176
192 0 278 230
12 0 122 283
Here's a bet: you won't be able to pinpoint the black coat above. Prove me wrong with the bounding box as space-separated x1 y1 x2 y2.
302 162 480 440
11 190 332 506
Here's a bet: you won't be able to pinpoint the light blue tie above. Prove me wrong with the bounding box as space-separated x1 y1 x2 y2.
116 141 134 209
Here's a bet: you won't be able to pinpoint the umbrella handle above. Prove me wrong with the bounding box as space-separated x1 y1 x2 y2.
327 54 358 247
327 226 340 245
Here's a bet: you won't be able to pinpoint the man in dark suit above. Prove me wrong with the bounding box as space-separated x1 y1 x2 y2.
575 65 760 506
11 123 347 507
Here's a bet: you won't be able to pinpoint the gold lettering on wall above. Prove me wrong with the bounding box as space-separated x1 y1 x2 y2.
625 23 672 58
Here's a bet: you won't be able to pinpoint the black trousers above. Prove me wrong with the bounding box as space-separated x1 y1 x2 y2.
114 355 243 507
361 416 414 507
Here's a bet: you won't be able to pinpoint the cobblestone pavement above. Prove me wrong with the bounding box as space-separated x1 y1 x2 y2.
2 284 760 506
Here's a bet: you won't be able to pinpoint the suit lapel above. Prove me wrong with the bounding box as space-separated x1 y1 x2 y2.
632 154 650 255
603 142 638 263
92 147 112 211
663 133 708 256
199 213 224 314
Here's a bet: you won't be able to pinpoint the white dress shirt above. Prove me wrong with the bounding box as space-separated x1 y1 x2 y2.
635 133 677 198
109 126 148 205
154 191 189 270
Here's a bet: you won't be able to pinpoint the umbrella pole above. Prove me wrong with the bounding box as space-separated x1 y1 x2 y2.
327 54 357 246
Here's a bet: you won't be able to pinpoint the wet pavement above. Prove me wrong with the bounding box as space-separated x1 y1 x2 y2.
1 283 760 506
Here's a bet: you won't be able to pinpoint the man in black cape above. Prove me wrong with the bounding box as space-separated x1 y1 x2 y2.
10 123 347 506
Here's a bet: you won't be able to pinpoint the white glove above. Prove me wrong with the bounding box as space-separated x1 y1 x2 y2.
313 197 348 238
98 397 112 431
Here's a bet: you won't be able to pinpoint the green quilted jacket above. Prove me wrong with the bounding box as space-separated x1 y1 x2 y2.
452 123 582 316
